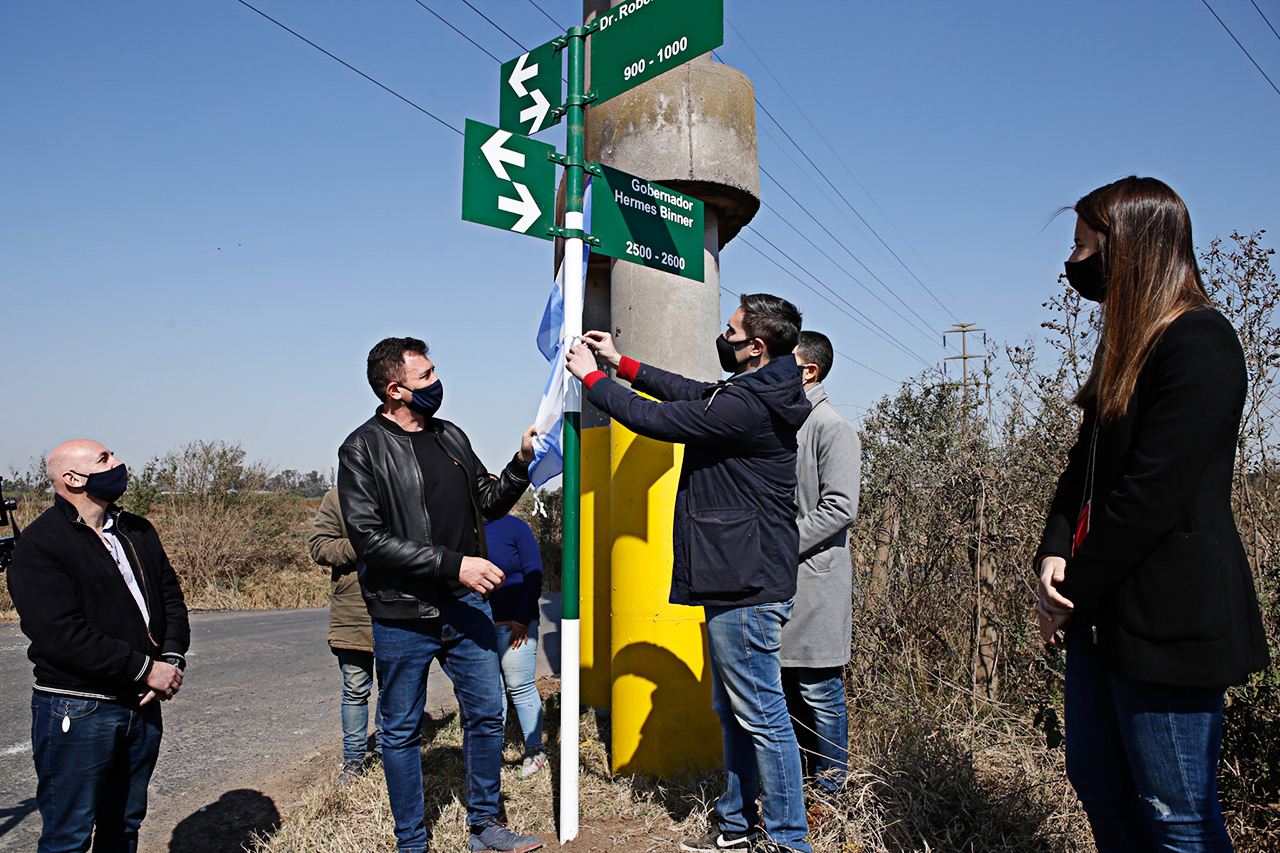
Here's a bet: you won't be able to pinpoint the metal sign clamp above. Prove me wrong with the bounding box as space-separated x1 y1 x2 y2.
547 153 603 178
546 225 600 246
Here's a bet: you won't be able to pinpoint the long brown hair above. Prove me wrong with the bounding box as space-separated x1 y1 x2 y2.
1072 177 1210 424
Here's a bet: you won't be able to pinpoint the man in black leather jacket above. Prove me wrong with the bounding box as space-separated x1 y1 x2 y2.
337 336 542 853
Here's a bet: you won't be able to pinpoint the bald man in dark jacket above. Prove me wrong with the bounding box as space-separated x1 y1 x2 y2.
9 439 188 853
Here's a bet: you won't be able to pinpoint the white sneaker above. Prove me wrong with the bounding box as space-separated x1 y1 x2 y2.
520 751 548 778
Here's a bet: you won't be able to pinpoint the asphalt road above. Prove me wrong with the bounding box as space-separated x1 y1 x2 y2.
0 596 560 852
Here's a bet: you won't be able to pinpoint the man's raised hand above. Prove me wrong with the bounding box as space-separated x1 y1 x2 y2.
583 331 622 369
459 556 505 595
519 425 538 464
566 343 598 381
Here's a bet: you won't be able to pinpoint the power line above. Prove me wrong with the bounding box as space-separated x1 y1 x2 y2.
719 285 900 383
1250 0 1280 46
740 233 925 366
723 15 969 320
752 96 959 320
1201 0 1280 97
758 166 941 340
737 233 932 368
755 120 901 275
409 1 568 85
408 8 942 358
234 0 462 136
712 49 956 346
526 0 567 31
410 0 501 63
750 206 939 346
457 0 527 52
277 3 928 373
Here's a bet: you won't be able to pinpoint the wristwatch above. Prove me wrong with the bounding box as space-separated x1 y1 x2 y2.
159 652 187 671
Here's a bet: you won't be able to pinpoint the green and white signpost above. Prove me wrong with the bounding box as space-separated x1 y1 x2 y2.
462 120 556 237
592 163 705 281
499 40 563 136
459 0 722 840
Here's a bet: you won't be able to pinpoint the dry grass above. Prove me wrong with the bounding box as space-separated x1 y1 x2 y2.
251 692 722 853
0 493 328 615
250 674 1088 853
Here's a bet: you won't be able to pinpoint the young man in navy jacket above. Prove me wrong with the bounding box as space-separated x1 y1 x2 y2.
567 294 813 853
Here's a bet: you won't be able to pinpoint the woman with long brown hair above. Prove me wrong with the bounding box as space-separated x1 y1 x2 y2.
1036 176 1269 851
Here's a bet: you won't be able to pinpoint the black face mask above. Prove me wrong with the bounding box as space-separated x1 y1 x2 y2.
717 334 751 374
1065 252 1108 303
71 464 129 503
404 380 444 418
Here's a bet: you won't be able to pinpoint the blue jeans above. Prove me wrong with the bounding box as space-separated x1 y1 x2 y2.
782 666 848 792
373 593 504 853
704 600 811 853
494 620 544 754
1065 632 1233 852
336 647 383 765
30 692 163 853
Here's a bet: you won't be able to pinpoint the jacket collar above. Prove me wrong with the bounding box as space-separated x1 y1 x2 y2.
53 493 121 526
805 381 829 408
373 407 440 437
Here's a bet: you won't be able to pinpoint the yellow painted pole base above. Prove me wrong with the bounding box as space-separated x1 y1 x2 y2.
609 422 721 776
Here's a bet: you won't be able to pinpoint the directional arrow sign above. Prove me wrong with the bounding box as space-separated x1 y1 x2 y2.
462 119 555 240
590 0 723 106
591 163 704 281
499 39 563 136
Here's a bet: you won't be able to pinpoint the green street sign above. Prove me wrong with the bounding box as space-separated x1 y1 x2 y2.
462 119 556 240
591 163 704 281
499 39 563 136
590 0 723 106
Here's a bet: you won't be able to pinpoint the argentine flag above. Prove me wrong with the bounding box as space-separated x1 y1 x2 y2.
528 181 590 487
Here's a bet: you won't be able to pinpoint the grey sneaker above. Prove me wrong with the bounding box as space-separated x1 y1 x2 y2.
520 751 548 778
335 760 364 787
678 827 760 851
468 818 543 853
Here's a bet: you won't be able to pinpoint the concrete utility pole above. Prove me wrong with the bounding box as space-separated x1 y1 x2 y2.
943 323 986 388
971 475 998 701
579 0 760 777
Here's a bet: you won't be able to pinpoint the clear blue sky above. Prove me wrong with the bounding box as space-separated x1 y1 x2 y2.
3 0 1278 480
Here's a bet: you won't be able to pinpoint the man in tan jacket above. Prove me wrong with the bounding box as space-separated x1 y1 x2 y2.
309 487 381 781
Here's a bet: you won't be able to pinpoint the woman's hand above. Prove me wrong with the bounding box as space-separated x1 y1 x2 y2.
1037 555 1074 649
509 622 529 649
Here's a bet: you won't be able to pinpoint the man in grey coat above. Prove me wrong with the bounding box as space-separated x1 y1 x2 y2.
780 331 861 794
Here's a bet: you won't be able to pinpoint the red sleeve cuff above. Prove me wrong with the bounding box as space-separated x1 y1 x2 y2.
582 370 607 389
618 356 640 383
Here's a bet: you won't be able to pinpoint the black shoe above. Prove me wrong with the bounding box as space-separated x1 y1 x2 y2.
678 827 760 852
468 818 543 853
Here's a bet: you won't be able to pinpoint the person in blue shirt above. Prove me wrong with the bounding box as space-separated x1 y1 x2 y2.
483 513 546 777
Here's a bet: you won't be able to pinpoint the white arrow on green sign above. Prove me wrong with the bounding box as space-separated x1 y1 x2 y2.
462 119 556 239
500 39 563 136
590 0 723 106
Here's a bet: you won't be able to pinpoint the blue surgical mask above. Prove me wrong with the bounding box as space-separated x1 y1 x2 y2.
71 464 129 503
404 380 444 418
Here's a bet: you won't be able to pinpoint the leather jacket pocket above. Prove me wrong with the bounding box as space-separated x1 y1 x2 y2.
1121 533 1227 642
686 508 764 598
